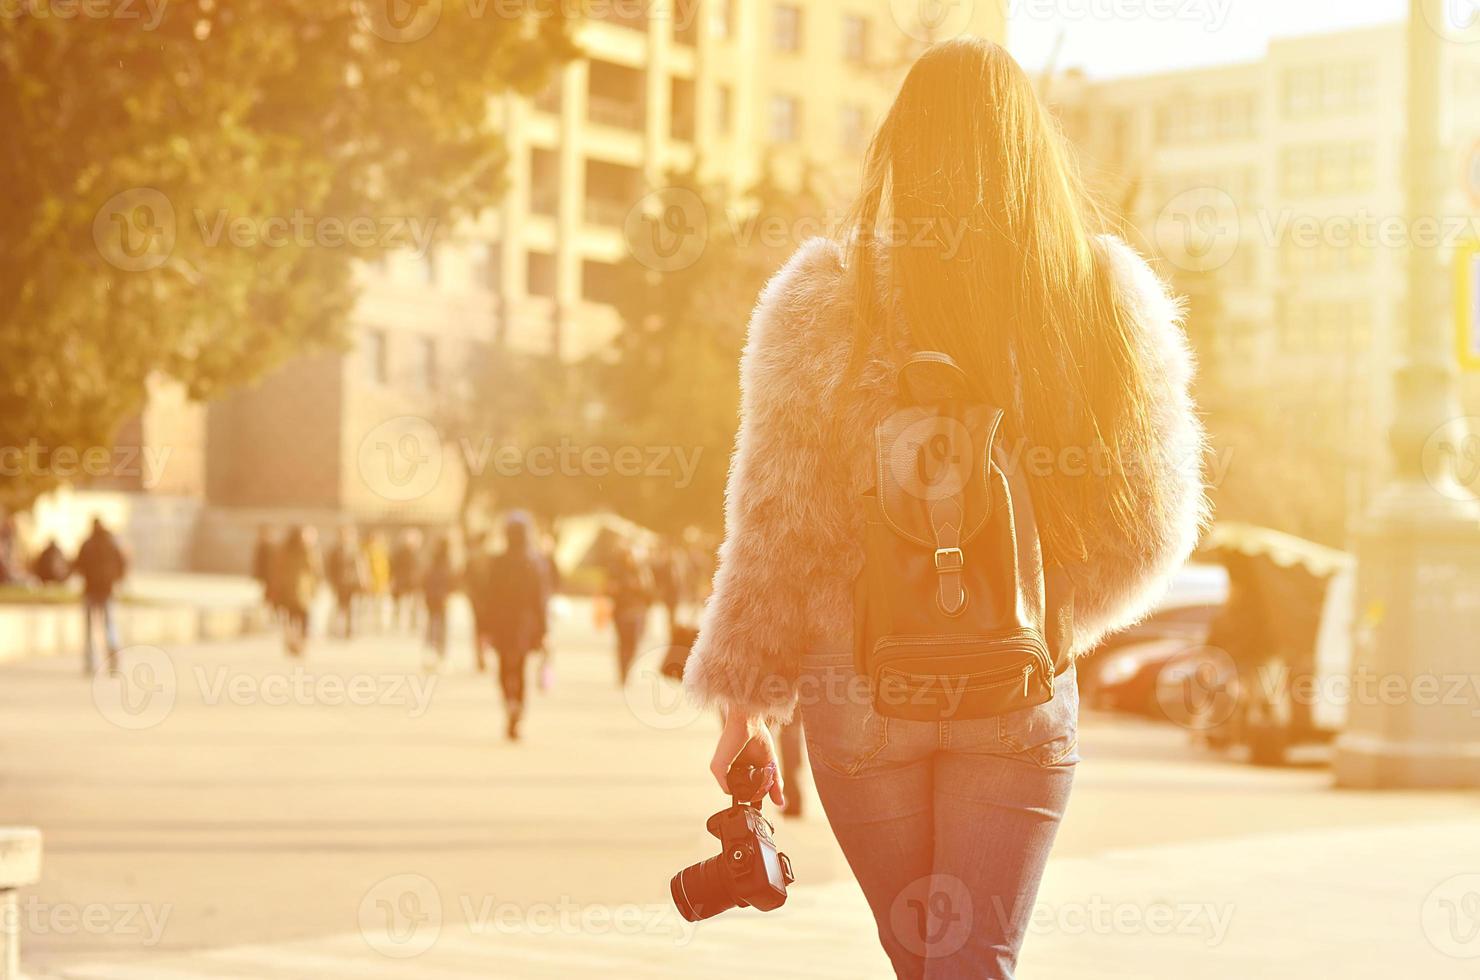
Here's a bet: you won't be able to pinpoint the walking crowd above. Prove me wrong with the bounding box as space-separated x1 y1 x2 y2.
249 518 720 745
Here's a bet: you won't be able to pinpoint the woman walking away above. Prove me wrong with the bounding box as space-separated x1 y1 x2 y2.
485 513 549 741
277 526 322 658
684 38 1207 979
606 544 654 685
422 535 458 670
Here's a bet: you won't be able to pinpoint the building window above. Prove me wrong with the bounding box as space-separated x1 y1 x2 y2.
527 251 557 299
774 4 802 52
716 84 734 136
769 94 801 143
843 14 868 64
710 0 734 39
840 103 867 153
364 330 389 386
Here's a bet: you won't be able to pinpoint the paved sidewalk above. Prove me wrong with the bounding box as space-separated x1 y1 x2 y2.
2 602 1478 978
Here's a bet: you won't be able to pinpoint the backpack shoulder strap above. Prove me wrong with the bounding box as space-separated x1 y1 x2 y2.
897 350 970 406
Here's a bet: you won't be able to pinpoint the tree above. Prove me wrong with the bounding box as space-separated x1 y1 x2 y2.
589 164 828 535
0 1 576 510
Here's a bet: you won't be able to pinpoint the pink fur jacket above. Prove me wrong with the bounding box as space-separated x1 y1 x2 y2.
685 235 1209 722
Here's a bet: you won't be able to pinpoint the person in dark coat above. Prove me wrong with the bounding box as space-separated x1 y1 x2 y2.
390 529 425 632
606 544 654 685
31 539 69 585
73 518 128 673
325 526 368 639
276 526 321 657
483 513 549 741
422 535 458 667
251 525 279 616
464 531 494 673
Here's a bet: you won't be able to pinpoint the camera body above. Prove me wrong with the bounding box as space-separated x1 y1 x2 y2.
670 763 796 922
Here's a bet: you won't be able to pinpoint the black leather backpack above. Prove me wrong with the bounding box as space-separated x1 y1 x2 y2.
854 351 1071 721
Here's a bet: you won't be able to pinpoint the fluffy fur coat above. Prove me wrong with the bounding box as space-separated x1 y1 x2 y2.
685 235 1209 722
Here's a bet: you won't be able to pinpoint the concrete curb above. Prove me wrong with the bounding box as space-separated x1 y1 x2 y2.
0 603 270 666
0 828 42 980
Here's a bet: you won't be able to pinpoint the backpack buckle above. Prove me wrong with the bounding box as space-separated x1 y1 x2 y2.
934 548 964 572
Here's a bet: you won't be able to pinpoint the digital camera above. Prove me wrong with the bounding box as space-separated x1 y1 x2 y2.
669 761 796 922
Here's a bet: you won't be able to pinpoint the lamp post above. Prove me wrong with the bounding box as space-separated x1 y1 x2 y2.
1332 0 1480 787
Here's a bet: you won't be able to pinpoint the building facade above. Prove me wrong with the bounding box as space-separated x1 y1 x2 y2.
184 2 1007 569
1048 24 1480 541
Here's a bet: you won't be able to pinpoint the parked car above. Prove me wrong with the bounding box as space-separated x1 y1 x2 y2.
1079 562 1227 712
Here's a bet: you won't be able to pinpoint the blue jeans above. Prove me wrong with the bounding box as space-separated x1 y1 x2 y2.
83 597 120 671
800 649 1078 980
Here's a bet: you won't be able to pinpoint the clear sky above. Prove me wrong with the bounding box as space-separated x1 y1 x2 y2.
1006 0 1408 79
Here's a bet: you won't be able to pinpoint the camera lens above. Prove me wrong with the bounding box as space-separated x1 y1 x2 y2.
670 854 738 922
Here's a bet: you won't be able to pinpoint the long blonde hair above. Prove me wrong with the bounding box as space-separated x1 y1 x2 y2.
847 37 1166 567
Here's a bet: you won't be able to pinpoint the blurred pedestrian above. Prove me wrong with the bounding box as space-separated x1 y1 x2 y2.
650 538 690 636
251 525 278 615
464 531 494 673
390 529 424 632
362 530 392 632
484 512 549 741
277 525 321 657
422 535 458 668
606 544 654 685
31 539 69 585
72 517 128 674
325 526 368 639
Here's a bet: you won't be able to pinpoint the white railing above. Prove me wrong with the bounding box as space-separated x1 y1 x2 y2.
0 829 42 980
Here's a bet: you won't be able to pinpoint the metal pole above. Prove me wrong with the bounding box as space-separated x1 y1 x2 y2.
1332 1 1480 788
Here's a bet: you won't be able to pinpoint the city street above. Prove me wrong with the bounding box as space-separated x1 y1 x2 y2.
2 600 1478 979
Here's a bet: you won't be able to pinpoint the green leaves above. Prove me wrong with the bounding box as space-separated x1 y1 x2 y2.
0 1 574 510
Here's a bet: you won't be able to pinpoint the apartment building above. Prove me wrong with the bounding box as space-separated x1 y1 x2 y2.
1049 23 1480 535
187 2 1007 566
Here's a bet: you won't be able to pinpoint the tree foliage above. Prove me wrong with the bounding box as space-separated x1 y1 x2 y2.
589 165 828 535
0 1 575 510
